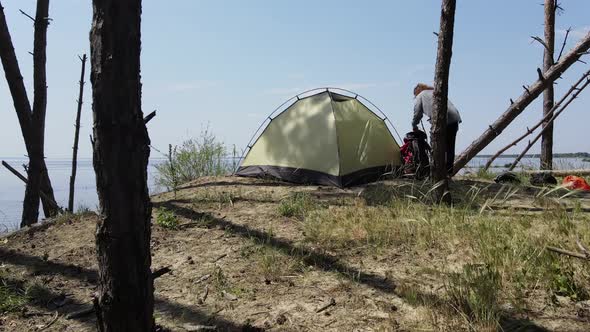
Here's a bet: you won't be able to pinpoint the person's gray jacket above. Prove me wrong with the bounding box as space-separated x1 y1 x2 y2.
412 90 461 127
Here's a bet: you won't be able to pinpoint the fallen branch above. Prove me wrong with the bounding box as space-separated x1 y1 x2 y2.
547 246 589 260
453 30 590 175
483 69 590 170
557 27 571 62
509 77 590 170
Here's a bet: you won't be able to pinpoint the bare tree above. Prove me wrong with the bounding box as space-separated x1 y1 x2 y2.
452 31 590 175
540 0 556 169
90 0 154 330
21 0 50 227
68 54 87 212
431 0 456 204
0 1 59 220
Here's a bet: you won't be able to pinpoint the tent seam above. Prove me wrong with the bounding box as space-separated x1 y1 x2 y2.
327 91 343 185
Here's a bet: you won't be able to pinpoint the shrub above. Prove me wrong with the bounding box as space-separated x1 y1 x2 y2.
155 208 179 230
155 128 232 191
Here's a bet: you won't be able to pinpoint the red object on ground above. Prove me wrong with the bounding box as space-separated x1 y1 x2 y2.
562 175 590 191
400 139 413 165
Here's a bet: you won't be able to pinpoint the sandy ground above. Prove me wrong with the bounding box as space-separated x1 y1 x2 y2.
1 176 590 331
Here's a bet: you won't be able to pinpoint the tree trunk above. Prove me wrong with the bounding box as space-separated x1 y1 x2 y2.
22 0 50 227
430 0 456 204
68 54 87 212
90 0 154 330
540 0 556 170
452 31 590 175
0 1 58 218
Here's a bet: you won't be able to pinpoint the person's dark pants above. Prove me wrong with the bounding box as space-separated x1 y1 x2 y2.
446 122 459 174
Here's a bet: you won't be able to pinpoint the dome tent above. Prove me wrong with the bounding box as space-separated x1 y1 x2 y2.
236 88 401 187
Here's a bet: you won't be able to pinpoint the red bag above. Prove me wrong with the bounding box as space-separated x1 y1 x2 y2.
562 175 590 191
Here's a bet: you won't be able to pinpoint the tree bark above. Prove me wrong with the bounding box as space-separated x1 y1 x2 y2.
90 0 154 330
540 0 556 170
68 54 87 212
430 0 456 204
0 1 58 219
452 31 590 175
21 0 50 227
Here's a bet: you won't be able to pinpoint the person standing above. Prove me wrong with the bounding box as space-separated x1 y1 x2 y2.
411 83 462 174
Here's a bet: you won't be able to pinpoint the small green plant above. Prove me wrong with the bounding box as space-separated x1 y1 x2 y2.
155 128 231 191
155 208 179 229
475 167 496 181
546 260 588 301
446 264 501 328
277 192 316 218
0 275 28 313
76 205 93 215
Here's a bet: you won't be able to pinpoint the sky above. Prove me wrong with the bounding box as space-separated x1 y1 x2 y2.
0 0 589 159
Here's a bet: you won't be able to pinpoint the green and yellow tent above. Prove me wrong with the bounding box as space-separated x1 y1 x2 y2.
236 89 401 187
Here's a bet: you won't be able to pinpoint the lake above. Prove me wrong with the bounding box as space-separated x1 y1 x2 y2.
0 157 165 233
1 156 588 233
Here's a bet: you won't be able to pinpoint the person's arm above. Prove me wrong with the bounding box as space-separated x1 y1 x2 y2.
411 95 423 130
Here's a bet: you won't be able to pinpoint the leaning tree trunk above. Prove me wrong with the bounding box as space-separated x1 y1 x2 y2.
68 54 87 213
90 0 154 330
430 0 456 204
0 1 58 219
22 0 50 227
452 31 590 175
540 0 556 170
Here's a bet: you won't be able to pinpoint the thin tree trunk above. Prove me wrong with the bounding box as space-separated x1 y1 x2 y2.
431 0 456 204
90 0 154 330
540 0 556 170
452 31 590 175
68 54 87 212
483 69 590 170
22 0 50 227
509 78 590 171
0 1 58 218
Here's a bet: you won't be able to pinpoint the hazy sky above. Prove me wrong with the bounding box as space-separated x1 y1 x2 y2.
0 0 589 159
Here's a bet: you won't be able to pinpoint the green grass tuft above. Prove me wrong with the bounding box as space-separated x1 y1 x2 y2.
155 208 179 230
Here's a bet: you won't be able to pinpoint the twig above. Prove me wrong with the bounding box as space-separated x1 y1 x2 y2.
537 68 545 81
152 266 171 279
39 312 59 331
19 9 35 22
213 253 227 263
531 35 550 53
200 285 209 303
143 110 156 124
556 27 571 62
547 246 589 260
576 238 590 257
316 298 336 313
195 274 211 284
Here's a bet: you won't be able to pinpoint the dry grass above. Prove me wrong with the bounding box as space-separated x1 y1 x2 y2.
297 182 590 328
